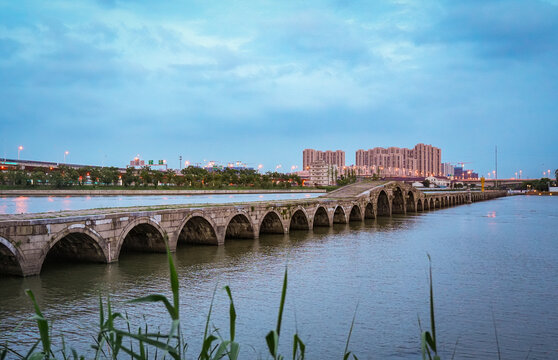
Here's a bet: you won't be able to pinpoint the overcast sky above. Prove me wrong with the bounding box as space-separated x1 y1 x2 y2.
1 0 557 178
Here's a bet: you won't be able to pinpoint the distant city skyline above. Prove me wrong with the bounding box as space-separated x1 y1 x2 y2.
1 141 552 180
1 1 557 179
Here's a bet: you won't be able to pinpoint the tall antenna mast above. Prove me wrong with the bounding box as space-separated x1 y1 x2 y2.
495 145 498 188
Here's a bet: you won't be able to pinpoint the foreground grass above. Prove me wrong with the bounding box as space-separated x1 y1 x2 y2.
0 242 440 360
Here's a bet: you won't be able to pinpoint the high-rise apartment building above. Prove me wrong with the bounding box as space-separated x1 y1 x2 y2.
442 162 455 177
355 143 441 177
303 149 345 170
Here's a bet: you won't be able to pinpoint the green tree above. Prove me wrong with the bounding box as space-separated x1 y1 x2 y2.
122 167 137 187
140 166 153 186
555 169 558 182
89 168 102 185
165 169 176 186
152 171 164 188
422 179 431 188
66 168 80 185
30 170 45 186
77 167 91 185
174 174 186 187
49 171 65 188
100 167 119 186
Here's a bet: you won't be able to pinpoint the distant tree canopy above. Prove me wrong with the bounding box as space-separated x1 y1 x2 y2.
521 178 552 192
0 165 304 189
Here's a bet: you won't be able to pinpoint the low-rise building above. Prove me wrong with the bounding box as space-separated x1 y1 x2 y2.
426 176 451 188
307 160 338 186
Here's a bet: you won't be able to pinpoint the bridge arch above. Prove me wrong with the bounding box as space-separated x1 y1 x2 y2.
377 190 391 217
289 208 310 231
429 198 434 210
435 198 441 209
406 191 416 213
333 206 347 224
40 227 109 273
225 212 256 240
313 206 330 227
259 210 285 235
349 204 362 221
0 235 25 276
364 202 375 219
417 199 423 212
392 187 405 214
117 218 167 257
177 214 219 246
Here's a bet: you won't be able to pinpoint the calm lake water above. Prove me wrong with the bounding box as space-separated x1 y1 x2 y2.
0 193 320 214
1 196 557 359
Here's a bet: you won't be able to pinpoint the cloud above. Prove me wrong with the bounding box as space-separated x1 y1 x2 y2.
415 0 558 61
0 0 557 176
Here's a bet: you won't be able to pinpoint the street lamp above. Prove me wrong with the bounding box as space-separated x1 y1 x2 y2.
17 145 23 160
519 170 522 179
64 151 69 163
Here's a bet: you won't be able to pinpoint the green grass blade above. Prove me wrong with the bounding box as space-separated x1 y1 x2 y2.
129 295 177 320
427 254 437 354
343 302 359 359
224 285 237 342
28 352 45 360
99 295 104 332
199 283 218 360
292 334 305 360
492 309 502 360
277 267 288 336
112 329 180 360
165 237 180 316
266 330 279 358
228 341 240 360
25 289 51 356
23 340 40 360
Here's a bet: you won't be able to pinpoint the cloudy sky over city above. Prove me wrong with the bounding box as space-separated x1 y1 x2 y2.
1 0 557 177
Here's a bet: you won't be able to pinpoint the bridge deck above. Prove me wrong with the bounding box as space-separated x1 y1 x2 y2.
0 197 330 223
321 181 388 199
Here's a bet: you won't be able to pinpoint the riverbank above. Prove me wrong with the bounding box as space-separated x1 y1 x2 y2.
0 188 326 196
525 190 557 196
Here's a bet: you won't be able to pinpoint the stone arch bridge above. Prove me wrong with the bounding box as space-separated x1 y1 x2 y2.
0 182 506 276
